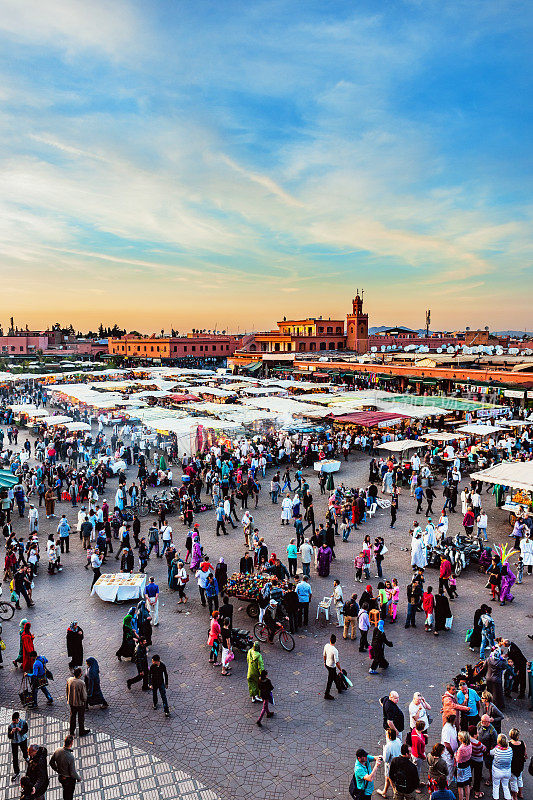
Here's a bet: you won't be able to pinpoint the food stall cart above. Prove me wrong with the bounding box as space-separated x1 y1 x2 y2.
470 461 533 525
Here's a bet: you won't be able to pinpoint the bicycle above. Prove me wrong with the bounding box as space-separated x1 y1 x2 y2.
0 587 15 621
253 621 295 652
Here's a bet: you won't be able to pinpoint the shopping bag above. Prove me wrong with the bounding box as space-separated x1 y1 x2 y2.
465 629 473 643
381 545 389 555
19 677 33 706
445 616 453 630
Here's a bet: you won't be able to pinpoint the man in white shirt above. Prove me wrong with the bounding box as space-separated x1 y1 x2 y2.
160 523 173 556
90 549 102 589
323 634 343 699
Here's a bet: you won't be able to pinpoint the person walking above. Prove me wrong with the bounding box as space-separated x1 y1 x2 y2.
323 633 343 700
369 621 393 674
358 603 371 652
84 658 108 710
256 668 274 727
149 654 169 716
127 638 149 692
66 668 91 737
144 577 160 626
490 733 513 800
66 623 84 671
26 653 53 708
246 641 264 702
50 734 82 800
26 743 49 800
7 711 29 782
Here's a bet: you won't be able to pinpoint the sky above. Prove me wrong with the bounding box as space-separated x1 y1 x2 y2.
0 0 532 333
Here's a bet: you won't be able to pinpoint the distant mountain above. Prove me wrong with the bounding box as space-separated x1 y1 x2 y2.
494 330 533 338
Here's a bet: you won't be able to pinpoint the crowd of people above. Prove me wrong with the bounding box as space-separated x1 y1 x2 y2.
0 381 531 800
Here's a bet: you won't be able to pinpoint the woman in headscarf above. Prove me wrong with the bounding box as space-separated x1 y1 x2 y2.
317 542 333 577
66 621 84 670
369 620 393 674
85 657 108 709
21 622 35 673
12 618 28 668
499 563 516 606
190 533 202 571
434 587 452 634
484 648 507 712
246 641 264 701
115 611 137 661
215 558 228 595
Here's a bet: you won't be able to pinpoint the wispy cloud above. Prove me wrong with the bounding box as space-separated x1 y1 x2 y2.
0 0 530 330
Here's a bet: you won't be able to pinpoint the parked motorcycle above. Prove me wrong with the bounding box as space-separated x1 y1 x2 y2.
230 627 253 653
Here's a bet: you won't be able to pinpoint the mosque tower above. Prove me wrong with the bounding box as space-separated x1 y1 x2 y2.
346 290 369 353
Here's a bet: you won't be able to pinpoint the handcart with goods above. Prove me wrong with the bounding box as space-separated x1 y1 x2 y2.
225 572 290 619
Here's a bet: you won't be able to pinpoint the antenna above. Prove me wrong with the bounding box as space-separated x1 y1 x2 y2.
425 309 431 338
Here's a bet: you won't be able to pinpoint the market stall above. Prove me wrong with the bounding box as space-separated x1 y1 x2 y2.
470 461 533 523
91 573 147 602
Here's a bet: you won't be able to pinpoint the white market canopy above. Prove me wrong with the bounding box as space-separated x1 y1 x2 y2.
64 421 92 432
423 432 467 442
470 461 533 492
456 423 505 436
45 415 73 426
500 419 532 428
376 440 427 453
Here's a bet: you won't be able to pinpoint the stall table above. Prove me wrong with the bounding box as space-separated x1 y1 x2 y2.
91 573 147 602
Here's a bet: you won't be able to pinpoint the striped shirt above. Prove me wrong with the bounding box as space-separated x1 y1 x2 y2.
470 738 486 761
490 746 513 771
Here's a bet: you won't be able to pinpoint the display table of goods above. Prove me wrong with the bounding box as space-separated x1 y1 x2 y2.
91 573 147 602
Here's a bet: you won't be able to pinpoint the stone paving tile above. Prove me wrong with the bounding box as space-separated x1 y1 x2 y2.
0 705 218 800
0 427 532 799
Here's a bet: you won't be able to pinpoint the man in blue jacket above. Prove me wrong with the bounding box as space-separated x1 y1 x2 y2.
25 653 53 708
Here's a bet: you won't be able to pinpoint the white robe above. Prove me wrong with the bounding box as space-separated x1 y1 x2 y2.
281 498 293 521
520 537 533 566
411 536 427 568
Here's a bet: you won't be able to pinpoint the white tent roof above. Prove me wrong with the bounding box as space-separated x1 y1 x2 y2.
376 440 427 453
423 432 467 442
456 424 505 436
500 419 532 427
470 461 533 492
44 415 73 426
64 421 91 431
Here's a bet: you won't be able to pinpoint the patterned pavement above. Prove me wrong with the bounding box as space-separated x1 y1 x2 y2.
0 430 532 799
0 705 219 799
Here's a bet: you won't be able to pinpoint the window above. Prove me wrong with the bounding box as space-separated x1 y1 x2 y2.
184 346 187 352
274 343 280 352
192 346 196 351
157 345 160 352
337 342 344 350
20 346 23 351
212 345 216 351
174 346 177 352
250 344 257 352
319 342 326 350
327 326 333 333
144 346 147 352
350 326 354 333
287 343 292 352
260 343 266 352
226 345 229 350
298 342 305 351
336 327 342 334
308 327 312 335
151 346 154 352
310 342 316 351
318 327 324 333
328 342 335 350
199 345 203 351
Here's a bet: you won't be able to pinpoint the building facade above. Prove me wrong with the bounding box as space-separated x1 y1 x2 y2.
108 333 240 360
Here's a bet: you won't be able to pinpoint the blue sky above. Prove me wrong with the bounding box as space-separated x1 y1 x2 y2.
0 0 531 332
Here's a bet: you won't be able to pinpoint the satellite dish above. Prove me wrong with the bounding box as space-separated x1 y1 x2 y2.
371 347 377 352
509 348 519 355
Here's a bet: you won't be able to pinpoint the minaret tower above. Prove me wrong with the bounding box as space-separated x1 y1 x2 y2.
346 289 369 353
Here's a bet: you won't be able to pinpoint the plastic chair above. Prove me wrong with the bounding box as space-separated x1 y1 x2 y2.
367 503 378 518
316 597 332 624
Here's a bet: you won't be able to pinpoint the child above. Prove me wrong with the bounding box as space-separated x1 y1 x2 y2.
354 553 364 582
390 578 399 623
503 658 516 698
85 545 94 570
410 719 428 787
448 575 459 599
422 586 435 632
516 556 523 585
